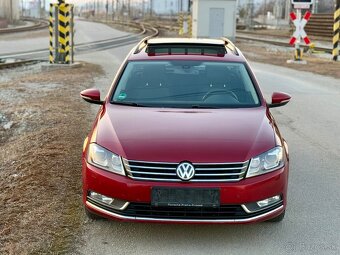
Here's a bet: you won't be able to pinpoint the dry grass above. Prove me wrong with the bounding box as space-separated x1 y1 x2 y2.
0 63 103 254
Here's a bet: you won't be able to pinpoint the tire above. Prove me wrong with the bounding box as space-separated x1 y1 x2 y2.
85 207 105 220
266 210 285 222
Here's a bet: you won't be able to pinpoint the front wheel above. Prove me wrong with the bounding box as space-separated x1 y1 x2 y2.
266 210 285 222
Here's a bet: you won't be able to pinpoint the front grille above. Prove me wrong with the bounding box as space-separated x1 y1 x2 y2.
123 159 249 182
89 199 283 220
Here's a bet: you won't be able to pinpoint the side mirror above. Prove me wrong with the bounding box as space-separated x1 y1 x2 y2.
268 92 291 108
80 88 103 105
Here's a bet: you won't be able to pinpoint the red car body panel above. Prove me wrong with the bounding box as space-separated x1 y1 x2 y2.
81 39 290 223
96 105 276 163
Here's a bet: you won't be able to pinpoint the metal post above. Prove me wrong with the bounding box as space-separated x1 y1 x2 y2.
150 0 153 17
38 0 41 18
10 0 13 23
313 0 319 14
105 0 108 22
21 0 24 17
295 8 302 61
285 0 290 21
128 0 131 18
333 0 340 61
70 5 74 63
111 0 114 21
54 6 59 62
263 0 267 25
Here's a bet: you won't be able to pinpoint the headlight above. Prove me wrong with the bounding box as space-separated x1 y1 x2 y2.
87 143 125 176
246 147 284 178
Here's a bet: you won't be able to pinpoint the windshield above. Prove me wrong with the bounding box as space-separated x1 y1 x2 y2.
112 61 260 108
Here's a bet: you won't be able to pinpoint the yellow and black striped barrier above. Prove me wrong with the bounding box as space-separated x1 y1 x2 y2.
333 0 340 61
58 2 71 63
178 13 184 36
49 0 74 64
188 15 192 38
49 5 54 63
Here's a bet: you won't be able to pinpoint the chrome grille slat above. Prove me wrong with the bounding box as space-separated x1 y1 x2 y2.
124 159 249 182
195 166 247 171
128 176 245 182
195 172 245 176
127 171 177 176
127 159 247 165
127 165 177 170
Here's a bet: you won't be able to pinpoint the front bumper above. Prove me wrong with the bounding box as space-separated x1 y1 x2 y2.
83 161 288 224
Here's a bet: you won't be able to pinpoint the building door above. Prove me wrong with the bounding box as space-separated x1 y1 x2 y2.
209 8 225 38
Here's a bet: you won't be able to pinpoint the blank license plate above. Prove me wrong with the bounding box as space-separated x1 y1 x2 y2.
151 187 220 208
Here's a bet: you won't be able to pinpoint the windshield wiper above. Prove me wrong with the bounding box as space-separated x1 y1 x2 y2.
113 101 147 107
191 105 218 109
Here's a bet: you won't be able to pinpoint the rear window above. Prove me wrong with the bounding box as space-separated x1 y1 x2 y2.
112 61 260 109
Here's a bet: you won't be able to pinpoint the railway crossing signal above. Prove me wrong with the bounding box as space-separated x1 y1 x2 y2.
289 11 311 46
288 0 313 62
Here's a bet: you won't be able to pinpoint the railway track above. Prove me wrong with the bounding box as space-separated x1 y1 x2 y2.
236 34 332 54
0 60 41 69
0 18 48 34
0 22 158 70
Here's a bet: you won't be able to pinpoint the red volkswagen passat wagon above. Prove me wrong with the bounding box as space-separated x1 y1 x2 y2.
81 38 291 223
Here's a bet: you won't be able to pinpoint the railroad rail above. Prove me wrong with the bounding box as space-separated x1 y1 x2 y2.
0 22 158 69
0 60 41 70
0 18 48 34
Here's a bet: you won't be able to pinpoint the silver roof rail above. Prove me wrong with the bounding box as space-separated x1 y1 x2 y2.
133 24 159 54
221 37 239 56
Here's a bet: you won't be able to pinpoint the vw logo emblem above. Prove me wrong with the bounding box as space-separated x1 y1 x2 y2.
176 162 195 181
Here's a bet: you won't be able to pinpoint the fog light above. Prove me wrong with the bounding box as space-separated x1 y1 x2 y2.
88 191 129 210
242 195 282 213
257 195 281 208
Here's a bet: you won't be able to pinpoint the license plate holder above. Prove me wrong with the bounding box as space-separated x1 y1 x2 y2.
151 187 220 208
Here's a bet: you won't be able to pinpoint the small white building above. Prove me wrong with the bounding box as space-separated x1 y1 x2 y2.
192 0 237 41
152 0 190 15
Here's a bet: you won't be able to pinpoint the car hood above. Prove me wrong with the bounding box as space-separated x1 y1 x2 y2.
95 105 276 163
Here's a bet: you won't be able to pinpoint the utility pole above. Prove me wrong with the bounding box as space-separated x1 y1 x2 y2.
150 0 153 17
10 0 13 23
263 0 267 24
21 0 24 17
38 0 41 18
106 0 108 21
128 0 131 18
285 0 290 21
111 0 114 20
246 0 254 29
313 0 319 14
